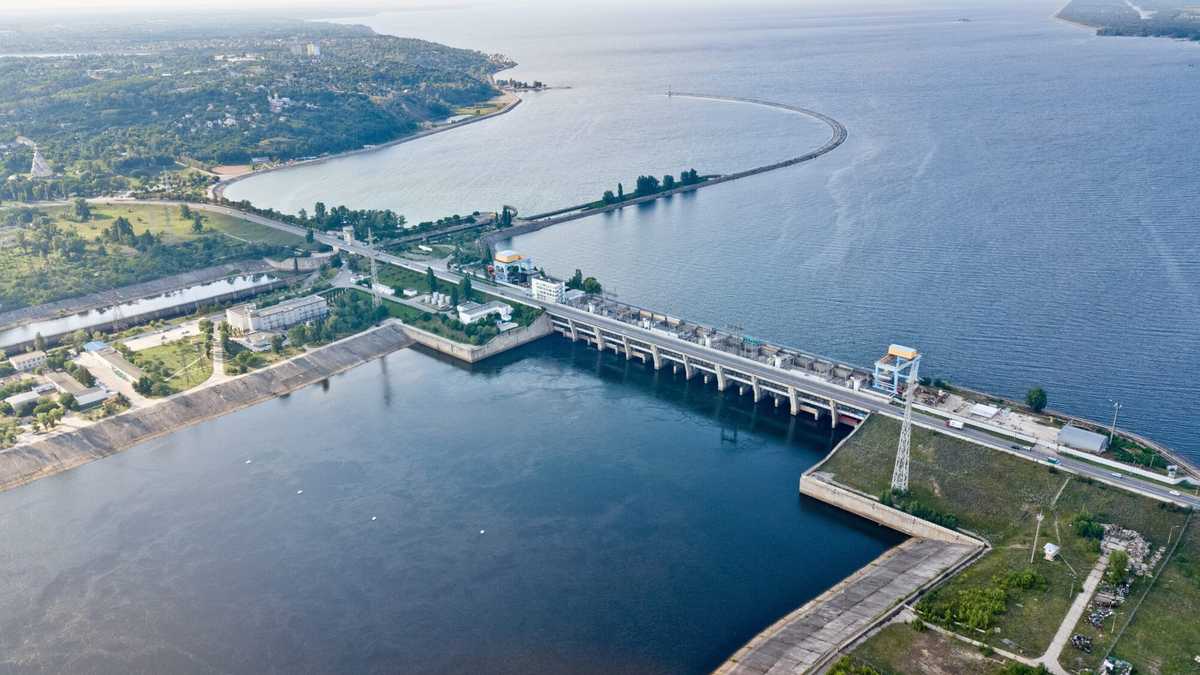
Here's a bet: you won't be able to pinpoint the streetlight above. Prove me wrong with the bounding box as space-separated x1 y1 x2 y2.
1108 400 1122 443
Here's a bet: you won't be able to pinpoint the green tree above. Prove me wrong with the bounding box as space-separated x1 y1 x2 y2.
287 324 308 347
59 392 77 411
566 269 584 290
271 334 285 354
1026 387 1048 412
33 333 46 352
73 198 91 221
305 228 315 244
179 204 192 220
191 213 203 234
581 276 603 294
458 274 473 301
1106 549 1129 585
426 266 438 292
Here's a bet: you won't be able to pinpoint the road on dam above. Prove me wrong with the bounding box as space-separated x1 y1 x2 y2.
150 198 1200 513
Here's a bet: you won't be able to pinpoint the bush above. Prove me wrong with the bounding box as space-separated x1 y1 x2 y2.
1106 549 1129 585
1073 512 1106 540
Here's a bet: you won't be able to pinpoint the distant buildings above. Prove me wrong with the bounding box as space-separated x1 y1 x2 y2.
492 250 533 284
30 147 53 178
8 350 47 372
531 277 565 304
457 301 513 325
226 295 329 333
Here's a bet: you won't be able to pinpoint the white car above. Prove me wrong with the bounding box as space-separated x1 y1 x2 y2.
1110 472 1123 479
1169 490 1181 497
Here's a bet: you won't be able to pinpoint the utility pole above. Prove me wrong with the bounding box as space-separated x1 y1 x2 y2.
1108 400 1122 443
368 227 380 309
891 355 920 494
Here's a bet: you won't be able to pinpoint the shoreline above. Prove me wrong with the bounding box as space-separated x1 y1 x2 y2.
0 322 413 494
210 89 522 201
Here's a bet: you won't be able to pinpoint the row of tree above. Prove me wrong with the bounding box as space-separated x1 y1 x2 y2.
599 169 704 206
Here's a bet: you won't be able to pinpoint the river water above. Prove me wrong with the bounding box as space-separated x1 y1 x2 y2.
229 0 1200 461
3 3 1197 673
0 274 278 350
0 342 899 673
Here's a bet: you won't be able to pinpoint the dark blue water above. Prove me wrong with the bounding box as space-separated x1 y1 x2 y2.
228 0 1200 461
0 341 900 674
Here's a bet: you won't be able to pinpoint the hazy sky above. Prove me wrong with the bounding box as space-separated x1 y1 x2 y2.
0 0 880 14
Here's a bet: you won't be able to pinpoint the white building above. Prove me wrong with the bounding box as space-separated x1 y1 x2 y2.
8 350 47 372
531 277 565 304
342 226 355 243
457 301 513 325
226 295 329 333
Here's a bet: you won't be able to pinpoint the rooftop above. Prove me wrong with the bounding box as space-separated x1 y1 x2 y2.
9 350 46 366
256 294 326 317
493 250 524 264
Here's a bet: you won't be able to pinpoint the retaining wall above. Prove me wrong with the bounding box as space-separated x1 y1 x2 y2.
401 313 553 363
800 474 981 547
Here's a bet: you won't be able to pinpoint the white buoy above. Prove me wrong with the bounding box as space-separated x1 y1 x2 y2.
371 516 377 521
244 459 252 464
296 490 303 495
480 529 485 534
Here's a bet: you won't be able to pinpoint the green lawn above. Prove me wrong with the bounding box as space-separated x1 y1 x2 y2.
130 336 211 394
49 203 305 247
822 416 1190 659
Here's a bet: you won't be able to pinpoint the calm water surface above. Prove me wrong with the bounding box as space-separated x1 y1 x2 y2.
0 342 900 674
229 0 1200 460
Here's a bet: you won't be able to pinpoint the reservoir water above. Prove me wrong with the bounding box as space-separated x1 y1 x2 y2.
229 0 1200 461
4 3 1198 673
0 342 900 673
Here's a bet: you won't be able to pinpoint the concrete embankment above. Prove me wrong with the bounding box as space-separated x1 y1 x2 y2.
0 323 412 493
401 314 553 363
714 416 985 674
799 475 981 546
715 538 979 675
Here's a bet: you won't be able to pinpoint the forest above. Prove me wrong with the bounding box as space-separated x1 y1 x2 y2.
0 15 507 200
1059 0 1200 40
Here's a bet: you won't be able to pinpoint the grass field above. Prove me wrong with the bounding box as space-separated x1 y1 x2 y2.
130 336 211 394
846 622 1017 674
48 203 306 247
826 416 1189 660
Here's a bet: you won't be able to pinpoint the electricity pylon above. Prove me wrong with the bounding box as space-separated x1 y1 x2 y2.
891 356 920 494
